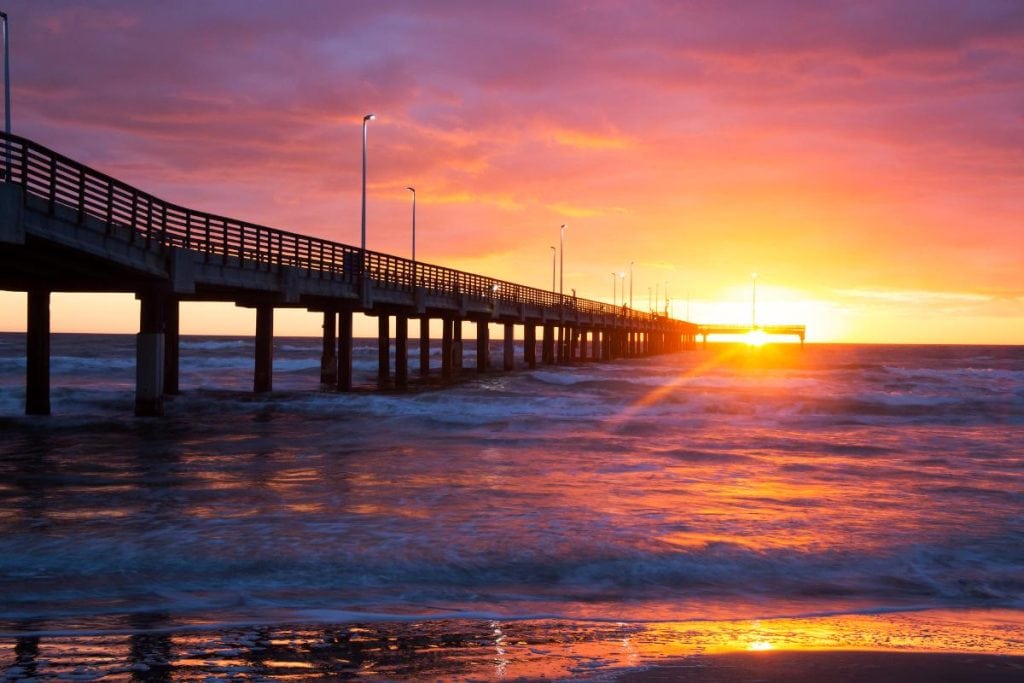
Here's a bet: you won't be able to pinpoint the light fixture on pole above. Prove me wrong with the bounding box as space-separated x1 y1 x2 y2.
1 11 10 178
405 186 416 262
611 272 617 307
559 224 566 303
360 113 375 253
751 272 758 328
550 246 556 292
629 261 634 310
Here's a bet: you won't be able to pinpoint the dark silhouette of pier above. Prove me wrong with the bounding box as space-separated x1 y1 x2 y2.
0 133 698 416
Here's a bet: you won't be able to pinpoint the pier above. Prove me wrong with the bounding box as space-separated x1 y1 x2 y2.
0 133 698 416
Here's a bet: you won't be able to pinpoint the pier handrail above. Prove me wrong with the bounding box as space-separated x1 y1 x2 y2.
1 132 684 326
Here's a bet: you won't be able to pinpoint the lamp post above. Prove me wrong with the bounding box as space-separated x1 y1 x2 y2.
550 246 556 292
1 11 10 178
559 224 566 302
611 272 617 306
405 186 416 261
629 261 634 310
618 272 625 307
360 113 375 253
751 272 758 328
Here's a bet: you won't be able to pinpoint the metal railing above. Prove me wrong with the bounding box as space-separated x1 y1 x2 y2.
1 132 683 326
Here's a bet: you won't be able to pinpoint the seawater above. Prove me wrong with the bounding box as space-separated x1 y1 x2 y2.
0 334 1022 679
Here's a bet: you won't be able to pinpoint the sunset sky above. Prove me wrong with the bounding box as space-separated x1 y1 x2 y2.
1 0 1021 343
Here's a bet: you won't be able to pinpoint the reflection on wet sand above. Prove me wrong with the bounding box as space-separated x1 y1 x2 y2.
1 609 1022 681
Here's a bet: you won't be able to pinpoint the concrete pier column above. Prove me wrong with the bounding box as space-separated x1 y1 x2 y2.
556 325 564 363
542 323 554 365
254 303 273 393
377 314 390 387
163 298 180 395
441 317 453 380
569 327 578 362
136 291 167 416
320 310 337 387
25 289 51 416
419 317 430 377
476 320 489 372
524 323 537 369
453 319 463 374
503 322 515 371
395 316 408 389
337 308 353 391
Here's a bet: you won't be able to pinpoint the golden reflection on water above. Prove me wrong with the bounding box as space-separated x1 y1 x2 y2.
0 610 1020 681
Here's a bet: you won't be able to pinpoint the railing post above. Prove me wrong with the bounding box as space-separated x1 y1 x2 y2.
76 167 85 225
129 190 138 243
47 156 57 216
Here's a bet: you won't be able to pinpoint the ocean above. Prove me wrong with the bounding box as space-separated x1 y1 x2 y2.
0 333 1021 680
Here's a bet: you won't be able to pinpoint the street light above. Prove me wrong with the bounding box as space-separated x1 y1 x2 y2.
550 246 556 292
559 224 566 302
405 186 416 261
1 11 10 178
629 261 634 310
751 272 758 328
611 272 617 306
360 113 375 253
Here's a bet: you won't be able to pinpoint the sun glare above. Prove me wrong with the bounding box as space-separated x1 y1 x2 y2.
748 641 775 651
744 329 768 347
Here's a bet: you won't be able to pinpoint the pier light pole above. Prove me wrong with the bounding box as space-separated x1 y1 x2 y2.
550 246 556 292
559 224 566 303
751 271 758 328
360 113 375 252
405 186 416 261
618 272 625 307
611 272 617 306
629 261 634 310
1 11 10 178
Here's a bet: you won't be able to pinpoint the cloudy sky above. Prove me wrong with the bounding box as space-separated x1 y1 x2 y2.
2 0 1022 342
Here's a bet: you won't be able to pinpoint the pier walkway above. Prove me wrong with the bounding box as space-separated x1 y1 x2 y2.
0 132 697 416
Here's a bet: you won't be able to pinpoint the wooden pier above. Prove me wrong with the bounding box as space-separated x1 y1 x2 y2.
0 132 698 416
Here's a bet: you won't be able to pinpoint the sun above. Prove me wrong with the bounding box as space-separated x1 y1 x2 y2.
744 329 768 347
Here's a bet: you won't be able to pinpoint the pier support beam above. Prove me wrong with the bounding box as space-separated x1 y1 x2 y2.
476 320 489 372
419 317 430 377
503 322 515 371
25 289 50 416
377 314 390 388
320 310 337 387
453 319 463 375
136 291 167 416
163 298 180 395
395 316 408 389
524 323 537 369
441 317 453 380
337 309 353 391
542 323 554 365
254 303 273 393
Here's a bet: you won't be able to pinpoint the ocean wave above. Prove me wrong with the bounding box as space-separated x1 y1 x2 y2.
1 531 1020 624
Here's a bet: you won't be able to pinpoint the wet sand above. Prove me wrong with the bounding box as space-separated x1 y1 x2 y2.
614 650 1024 682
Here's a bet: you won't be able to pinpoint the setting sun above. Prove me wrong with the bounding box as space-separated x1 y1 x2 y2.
744 329 768 347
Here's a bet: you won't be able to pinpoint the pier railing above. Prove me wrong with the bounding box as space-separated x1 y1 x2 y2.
1 132 670 323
